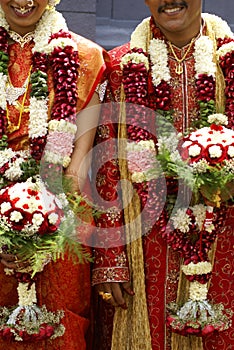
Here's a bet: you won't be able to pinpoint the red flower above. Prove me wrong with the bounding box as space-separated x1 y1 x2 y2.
185 327 201 335
202 325 215 336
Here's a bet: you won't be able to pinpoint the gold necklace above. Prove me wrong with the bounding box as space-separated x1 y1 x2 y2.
6 66 32 133
6 75 30 105
8 30 34 48
168 38 195 75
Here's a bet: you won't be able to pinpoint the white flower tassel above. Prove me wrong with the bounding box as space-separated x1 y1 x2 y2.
18 282 37 306
189 281 208 301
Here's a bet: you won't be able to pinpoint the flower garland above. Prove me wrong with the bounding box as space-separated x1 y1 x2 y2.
0 4 84 342
0 6 79 185
121 14 234 128
121 14 234 339
165 204 232 336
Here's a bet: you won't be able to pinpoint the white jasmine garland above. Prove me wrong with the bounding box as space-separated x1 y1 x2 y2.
48 119 77 134
149 38 171 86
130 17 150 51
189 281 208 301
202 13 234 38
194 36 216 78
0 73 7 109
171 208 191 233
191 204 207 230
217 41 234 60
208 113 228 125
28 97 48 139
127 139 155 152
17 282 37 306
121 52 149 70
131 172 146 183
182 261 212 275
43 150 71 167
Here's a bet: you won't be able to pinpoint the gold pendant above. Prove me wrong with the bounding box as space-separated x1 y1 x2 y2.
176 63 183 75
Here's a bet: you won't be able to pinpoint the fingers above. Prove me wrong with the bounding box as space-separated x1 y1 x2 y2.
96 282 134 310
122 281 135 296
0 254 29 271
111 283 127 309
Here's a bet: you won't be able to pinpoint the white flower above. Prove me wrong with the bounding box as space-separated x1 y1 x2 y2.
10 210 23 222
182 261 212 275
203 13 233 39
29 97 48 138
192 204 207 230
208 145 222 158
227 146 234 158
131 172 146 183
48 119 77 134
18 282 37 306
121 52 149 70
188 144 202 157
149 38 171 86
0 202 11 214
32 213 44 227
208 113 228 125
48 212 59 225
172 208 191 233
194 36 216 77
130 17 151 51
4 158 24 181
189 281 208 301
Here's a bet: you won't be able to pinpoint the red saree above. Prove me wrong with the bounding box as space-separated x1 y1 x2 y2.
0 33 107 350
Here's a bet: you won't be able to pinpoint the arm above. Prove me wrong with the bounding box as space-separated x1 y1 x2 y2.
65 92 101 193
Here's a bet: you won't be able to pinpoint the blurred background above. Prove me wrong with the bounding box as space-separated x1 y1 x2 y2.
57 0 234 49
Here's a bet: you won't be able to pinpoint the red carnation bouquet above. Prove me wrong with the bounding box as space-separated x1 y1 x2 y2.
0 176 92 342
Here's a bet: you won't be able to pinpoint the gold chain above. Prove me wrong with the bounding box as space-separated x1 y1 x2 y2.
168 38 195 75
6 66 32 133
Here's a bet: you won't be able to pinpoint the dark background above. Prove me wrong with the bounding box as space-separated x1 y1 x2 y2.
57 0 234 49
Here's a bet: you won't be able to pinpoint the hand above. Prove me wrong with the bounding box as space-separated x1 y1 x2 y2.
0 252 28 271
95 282 134 309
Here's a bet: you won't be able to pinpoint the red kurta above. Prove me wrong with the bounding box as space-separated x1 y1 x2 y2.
0 33 107 350
92 17 234 350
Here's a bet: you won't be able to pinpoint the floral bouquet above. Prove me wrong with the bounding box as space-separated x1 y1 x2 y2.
164 204 232 336
0 176 92 342
180 113 234 205
155 113 234 336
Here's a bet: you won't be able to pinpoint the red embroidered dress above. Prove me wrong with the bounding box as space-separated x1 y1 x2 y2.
92 15 234 350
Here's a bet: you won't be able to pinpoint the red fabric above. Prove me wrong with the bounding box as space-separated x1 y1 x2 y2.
92 25 234 350
0 33 107 350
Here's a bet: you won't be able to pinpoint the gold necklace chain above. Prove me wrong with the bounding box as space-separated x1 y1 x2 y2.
168 38 195 75
8 30 34 48
6 66 32 134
